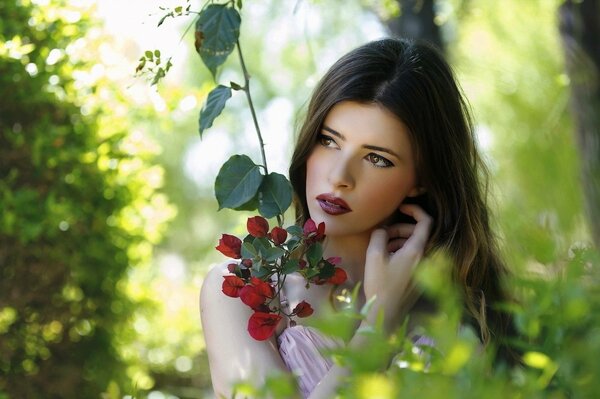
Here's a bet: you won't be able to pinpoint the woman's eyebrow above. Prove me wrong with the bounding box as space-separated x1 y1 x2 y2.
322 125 345 140
322 125 401 159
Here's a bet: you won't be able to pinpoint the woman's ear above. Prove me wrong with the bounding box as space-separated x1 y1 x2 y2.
407 186 426 198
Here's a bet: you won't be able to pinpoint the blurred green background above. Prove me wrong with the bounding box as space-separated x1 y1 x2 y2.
1 0 598 398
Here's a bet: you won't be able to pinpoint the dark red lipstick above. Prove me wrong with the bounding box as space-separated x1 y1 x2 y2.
316 194 352 215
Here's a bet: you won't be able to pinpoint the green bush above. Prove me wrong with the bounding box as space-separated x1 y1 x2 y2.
0 1 173 397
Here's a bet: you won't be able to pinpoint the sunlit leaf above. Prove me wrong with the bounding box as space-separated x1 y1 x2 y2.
199 85 232 137
258 172 292 219
194 4 241 78
214 155 263 210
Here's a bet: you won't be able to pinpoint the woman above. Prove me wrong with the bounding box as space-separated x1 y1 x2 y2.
200 38 515 398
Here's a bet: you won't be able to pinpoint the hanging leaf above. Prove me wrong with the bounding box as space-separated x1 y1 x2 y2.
258 172 293 219
199 85 232 137
194 4 241 78
215 155 263 210
233 195 259 212
306 242 323 268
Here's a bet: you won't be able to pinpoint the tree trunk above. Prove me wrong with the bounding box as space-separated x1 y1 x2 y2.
386 0 444 52
558 0 600 248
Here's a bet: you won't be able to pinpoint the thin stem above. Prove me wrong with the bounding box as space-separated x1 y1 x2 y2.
235 39 283 226
236 39 268 175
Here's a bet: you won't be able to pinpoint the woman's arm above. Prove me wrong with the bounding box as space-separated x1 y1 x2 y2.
200 262 291 397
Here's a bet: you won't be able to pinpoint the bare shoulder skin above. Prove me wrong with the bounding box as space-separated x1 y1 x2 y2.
199 262 290 397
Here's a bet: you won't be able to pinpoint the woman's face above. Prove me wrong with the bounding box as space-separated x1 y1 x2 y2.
305 101 420 238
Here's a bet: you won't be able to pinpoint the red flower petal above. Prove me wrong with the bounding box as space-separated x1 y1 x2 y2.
248 312 282 341
250 277 274 298
293 300 314 318
240 285 266 309
222 275 245 298
269 226 288 246
316 222 326 241
303 219 326 243
215 234 242 259
303 219 317 236
327 267 347 285
247 216 269 238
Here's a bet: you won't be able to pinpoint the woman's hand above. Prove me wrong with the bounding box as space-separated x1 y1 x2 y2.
363 204 433 331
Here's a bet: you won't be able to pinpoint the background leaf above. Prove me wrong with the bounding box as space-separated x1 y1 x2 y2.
199 85 232 137
214 155 263 210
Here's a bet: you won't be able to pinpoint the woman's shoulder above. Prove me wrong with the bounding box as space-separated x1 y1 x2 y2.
200 261 232 302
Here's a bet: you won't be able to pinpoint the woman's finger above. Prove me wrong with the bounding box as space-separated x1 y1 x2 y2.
387 238 407 253
366 228 390 265
396 204 433 255
385 223 415 239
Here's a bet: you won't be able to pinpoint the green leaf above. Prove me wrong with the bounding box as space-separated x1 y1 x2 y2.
194 4 241 78
282 259 300 275
253 266 271 279
144 50 153 60
154 49 161 58
253 237 271 255
258 173 293 219
215 155 263 210
286 225 303 237
241 242 258 259
285 238 300 252
263 247 286 262
199 85 232 137
230 81 243 91
306 242 323 267
233 195 259 212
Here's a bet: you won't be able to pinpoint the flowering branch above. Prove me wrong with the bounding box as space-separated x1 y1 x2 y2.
140 0 346 340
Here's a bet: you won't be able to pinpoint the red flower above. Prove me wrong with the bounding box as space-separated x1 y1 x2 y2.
239 277 274 309
248 312 282 340
269 226 288 245
303 219 326 243
222 275 245 298
216 234 242 259
328 267 347 285
239 285 266 309
247 216 269 238
227 263 238 273
293 300 314 318
250 277 274 298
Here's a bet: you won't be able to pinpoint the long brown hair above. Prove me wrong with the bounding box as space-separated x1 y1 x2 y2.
289 38 516 361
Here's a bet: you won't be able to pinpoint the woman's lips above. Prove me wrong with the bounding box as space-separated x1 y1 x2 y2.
316 194 352 215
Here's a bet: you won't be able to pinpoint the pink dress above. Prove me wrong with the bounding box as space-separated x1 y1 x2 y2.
277 324 340 398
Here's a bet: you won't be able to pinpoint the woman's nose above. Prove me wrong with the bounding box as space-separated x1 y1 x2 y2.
327 155 355 189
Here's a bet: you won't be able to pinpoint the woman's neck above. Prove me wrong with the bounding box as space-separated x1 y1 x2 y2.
321 231 372 284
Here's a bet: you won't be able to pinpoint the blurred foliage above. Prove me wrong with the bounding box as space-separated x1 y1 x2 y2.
0 0 174 397
1 0 599 398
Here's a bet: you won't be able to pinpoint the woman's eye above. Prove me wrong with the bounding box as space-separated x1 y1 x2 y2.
366 153 393 168
317 134 335 147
